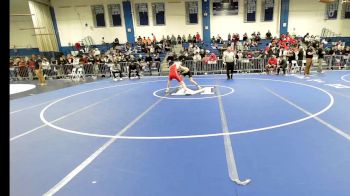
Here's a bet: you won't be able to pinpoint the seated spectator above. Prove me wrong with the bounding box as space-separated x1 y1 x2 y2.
266 30 272 39
207 53 218 64
265 55 278 74
277 56 287 75
243 33 248 42
211 36 216 44
177 35 182 44
110 62 123 81
344 46 350 55
187 34 192 43
154 53 161 62
128 57 141 79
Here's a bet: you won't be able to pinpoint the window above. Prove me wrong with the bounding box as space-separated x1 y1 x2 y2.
244 0 256 22
213 0 239 16
108 4 122 26
152 3 165 25
135 3 149 26
91 5 106 27
325 0 339 19
341 2 350 19
185 1 198 24
261 0 274 21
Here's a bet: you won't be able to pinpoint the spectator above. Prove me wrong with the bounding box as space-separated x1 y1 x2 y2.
277 56 287 75
193 52 202 62
110 62 123 81
196 32 201 42
266 30 272 39
152 33 156 44
265 55 278 74
304 45 315 77
35 59 46 85
317 44 325 73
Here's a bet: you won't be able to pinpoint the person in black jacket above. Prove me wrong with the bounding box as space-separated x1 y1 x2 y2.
304 45 314 77
144 53 153 75
317 44 325 73
277 57 287 75
128 57 141 79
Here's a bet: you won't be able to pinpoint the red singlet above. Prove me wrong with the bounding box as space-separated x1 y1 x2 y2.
168 64 182 82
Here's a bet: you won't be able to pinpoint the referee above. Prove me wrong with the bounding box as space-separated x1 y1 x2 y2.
223 47 235 80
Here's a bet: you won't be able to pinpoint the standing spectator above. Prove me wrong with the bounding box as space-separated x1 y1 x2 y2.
304 45 314 77
228 33 231 43
152 33 156 44
196 32 201 43
298 46 304 61
317 44 325 73
144 53 153 75
35 59 46 85
193 52 202 62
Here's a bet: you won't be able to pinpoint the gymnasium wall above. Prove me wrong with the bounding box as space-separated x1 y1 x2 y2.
10 0 39 49
288 0 350 37
131 0 202 41
50 0 127 46
10 0 350 51
210 0 281 39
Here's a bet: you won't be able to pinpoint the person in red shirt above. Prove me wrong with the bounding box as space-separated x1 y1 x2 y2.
265 55 278 74
165 61 190 94
195 32 201 42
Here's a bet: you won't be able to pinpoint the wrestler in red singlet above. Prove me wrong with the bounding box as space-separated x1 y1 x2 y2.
168 63 182 82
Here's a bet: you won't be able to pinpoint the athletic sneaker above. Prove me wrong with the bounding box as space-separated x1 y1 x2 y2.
197 86 202 90
113 78 118 81
119 78 123 81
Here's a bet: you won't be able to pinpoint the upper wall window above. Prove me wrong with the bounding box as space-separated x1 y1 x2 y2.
261 0 274 21
135 3 149 26
244 0 256 22
213 0 239 16
108 4 122 26
152 3 165 25
91 5 106 27
325 0 339 19
341 2 350 19
185 1 198 24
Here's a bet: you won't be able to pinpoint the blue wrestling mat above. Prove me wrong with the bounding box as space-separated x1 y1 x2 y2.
10 71 350 196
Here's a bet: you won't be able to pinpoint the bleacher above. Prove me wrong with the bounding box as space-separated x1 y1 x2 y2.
180 39 272 57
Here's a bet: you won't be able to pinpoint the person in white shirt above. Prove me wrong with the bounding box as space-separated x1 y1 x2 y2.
193 52 202 62
223 47 236 80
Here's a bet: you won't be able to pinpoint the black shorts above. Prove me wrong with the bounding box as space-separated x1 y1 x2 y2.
181 70 192 78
